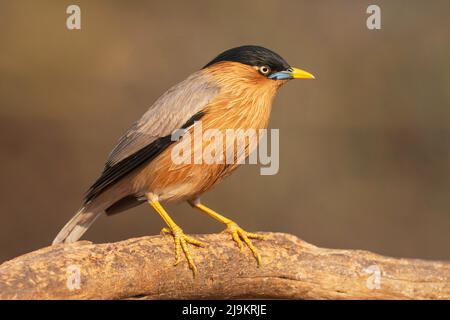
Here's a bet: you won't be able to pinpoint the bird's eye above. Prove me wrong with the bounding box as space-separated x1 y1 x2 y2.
259 65 271 75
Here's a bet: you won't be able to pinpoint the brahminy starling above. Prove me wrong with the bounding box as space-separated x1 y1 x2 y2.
53 45 315 273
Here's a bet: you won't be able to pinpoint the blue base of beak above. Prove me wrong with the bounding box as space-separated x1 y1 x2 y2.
268 71 292 80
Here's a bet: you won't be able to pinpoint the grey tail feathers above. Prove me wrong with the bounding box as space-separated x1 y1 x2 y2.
52 208 101 245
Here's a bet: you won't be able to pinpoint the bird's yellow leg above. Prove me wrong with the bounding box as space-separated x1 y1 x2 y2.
189 200 263 266
148 198 206 274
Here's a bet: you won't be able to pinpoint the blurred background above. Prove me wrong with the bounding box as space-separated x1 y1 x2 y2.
1 0 449 263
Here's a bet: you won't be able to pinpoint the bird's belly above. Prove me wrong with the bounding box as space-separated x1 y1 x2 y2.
132 128 262 202
134 154 241 202
158 165 235 201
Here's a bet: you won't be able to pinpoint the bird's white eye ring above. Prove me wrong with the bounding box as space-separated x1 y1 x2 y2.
259 65 271 75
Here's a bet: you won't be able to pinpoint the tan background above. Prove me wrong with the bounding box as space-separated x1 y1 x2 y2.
1 0 449 263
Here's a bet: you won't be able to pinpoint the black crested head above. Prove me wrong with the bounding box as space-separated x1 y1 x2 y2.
203 45 290 73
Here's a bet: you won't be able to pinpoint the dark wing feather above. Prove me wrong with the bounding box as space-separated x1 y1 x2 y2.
84 111 204 203
84 71 218 204
84 135 170 203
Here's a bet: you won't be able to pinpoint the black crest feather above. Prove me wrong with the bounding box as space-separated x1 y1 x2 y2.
203 45 290 73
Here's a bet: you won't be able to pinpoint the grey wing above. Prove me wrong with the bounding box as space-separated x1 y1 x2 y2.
106 70 219 166
84 71 219 203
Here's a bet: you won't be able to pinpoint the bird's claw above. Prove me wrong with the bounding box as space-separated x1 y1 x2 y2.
224 221 263 266
160 226 207 275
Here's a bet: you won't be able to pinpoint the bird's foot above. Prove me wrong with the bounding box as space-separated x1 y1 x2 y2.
223 221 264 266
160 226 207 274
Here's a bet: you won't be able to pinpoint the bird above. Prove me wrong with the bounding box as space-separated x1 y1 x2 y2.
53 45 315 274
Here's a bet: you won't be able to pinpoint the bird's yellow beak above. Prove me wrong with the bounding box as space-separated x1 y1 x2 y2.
268 67 315 80
289 67 315 79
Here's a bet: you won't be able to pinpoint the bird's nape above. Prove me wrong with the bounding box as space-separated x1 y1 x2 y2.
204 45 290 73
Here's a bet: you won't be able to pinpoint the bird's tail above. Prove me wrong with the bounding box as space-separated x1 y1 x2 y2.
52 207 101 245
